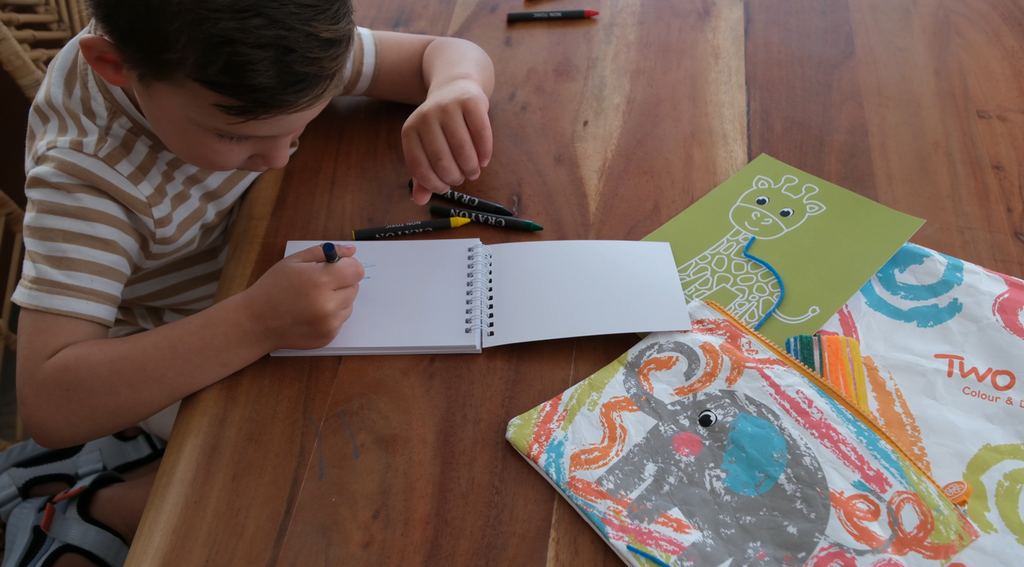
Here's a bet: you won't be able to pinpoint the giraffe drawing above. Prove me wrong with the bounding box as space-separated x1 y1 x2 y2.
679 174 825 326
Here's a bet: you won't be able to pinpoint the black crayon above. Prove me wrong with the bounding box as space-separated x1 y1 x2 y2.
429 205 543 232
507 9 599 23
352 217 472 240
408 179 515 216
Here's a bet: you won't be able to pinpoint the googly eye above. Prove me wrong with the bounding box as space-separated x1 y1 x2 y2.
779 208 794 218
755 196 769 206
697 410 718 427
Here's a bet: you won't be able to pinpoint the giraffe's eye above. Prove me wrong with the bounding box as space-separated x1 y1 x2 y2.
755 196 769 206
779 208 794 218
697 410 718 427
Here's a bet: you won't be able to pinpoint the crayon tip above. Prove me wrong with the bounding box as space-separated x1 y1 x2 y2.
451 217 472 228
526 221 544 231
584 9 599 17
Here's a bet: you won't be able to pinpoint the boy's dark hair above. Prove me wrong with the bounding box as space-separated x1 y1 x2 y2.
86 0 355 120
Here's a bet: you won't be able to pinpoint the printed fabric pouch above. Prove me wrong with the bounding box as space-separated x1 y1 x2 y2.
803 243 1024 566
506 300 978 567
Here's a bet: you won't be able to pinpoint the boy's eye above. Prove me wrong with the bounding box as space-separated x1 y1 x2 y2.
217 133 248 143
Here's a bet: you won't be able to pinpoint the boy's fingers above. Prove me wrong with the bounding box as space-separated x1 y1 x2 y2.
411 181 434 205
418 123 464 187
330 260 364 290
442 116 481 181
463 102 493 168
334 244 357 259
285 244 357 264
404 134 449 195
287 245 333 263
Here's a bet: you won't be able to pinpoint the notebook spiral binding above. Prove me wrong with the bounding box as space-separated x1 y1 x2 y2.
465 243 495 337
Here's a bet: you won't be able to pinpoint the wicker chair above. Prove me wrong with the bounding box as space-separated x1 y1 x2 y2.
0 1 56 443
0 192 23 442
0 0 88 99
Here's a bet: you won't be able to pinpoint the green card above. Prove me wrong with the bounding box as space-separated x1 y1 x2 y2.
643 154 923 344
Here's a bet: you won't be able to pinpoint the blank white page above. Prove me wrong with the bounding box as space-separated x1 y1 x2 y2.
483 241 690 348
273 239 481 355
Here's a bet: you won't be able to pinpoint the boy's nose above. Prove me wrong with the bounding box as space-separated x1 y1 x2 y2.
249 141 292 171
260 146 291 170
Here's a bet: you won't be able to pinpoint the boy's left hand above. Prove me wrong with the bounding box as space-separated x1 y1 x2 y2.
403 79 492 205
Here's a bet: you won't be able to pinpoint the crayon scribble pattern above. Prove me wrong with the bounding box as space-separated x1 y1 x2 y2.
860 244 964 328
963 444 1024 546
507 303 976 566
985 267 1024 341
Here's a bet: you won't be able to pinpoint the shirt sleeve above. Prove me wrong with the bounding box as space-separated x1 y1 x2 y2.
338 26 379 97
12 152 145 327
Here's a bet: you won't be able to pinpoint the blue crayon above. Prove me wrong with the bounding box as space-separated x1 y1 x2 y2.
322 242 340 263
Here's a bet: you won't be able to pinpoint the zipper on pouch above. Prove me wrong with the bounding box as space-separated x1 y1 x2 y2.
704 301 944 494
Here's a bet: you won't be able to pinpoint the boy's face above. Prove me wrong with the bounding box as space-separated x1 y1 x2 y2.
131 78 331 172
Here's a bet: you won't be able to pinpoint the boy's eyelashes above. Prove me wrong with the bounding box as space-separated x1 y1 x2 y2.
216 133 249 143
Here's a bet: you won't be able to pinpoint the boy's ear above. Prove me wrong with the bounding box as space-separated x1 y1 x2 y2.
79 35 133 87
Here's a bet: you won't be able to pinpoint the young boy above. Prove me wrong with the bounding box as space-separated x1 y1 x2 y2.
3 0 495 565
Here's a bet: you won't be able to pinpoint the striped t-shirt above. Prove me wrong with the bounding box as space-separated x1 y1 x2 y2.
14 25 378 337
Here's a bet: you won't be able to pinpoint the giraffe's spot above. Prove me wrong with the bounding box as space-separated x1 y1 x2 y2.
712 255 729 271
754 283 770 297
695 276 713 290
738 275 757 286
768 280 780 292
758 269 776 282
759 296 776 314
693 289 710 299
721 242 737 255
733 301 750 312
714 274 734 288
733 260 749 274
696 253 712 265
691 264 710 278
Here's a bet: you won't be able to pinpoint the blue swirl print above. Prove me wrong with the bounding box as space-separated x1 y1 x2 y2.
861 244 964 328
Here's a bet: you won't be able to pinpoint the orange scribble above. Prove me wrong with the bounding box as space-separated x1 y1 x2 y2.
638 355 679 393
717 340 746 387
527 392 565 462
831 490 970 561
831 490 887 548
568 476 625 507
691 317 785 370
672 342 722 397
569 396 639 473
654 512 695 535
567 477 694 554
887 491 965 560
863 357 932 476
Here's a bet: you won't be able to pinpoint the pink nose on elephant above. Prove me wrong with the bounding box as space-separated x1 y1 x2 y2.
672 431 703 457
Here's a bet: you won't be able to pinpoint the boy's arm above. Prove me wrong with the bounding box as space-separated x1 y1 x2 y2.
361 32 495 204
17 245 363 448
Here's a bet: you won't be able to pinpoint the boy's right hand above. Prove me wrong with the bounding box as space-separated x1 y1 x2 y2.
242 244 364 351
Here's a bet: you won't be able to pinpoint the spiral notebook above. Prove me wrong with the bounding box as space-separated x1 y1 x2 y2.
272 239 690 356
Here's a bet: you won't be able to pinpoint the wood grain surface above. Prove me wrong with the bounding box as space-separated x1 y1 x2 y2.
127 0 1024 565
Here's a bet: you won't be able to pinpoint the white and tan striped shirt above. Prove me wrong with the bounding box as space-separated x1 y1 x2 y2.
14 25 378 337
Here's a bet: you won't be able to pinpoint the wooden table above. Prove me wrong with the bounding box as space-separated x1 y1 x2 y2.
125 1 1024 565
